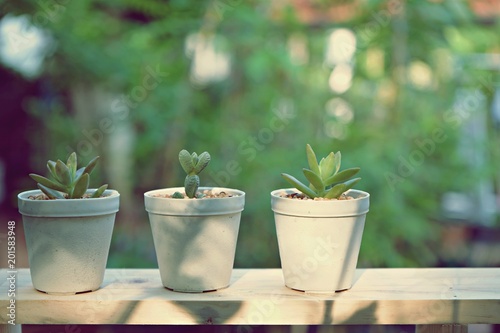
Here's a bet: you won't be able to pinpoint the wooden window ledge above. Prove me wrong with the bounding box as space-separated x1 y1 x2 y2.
1 268 499 326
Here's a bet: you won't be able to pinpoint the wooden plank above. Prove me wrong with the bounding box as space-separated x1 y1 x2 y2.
0 268 499 325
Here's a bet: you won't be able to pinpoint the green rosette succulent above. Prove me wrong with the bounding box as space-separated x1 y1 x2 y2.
29 152 108 199
281 144 361 199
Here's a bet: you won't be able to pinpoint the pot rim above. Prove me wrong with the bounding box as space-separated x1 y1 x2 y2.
18 189 120 217
18 189 120 200
271 188 369 199
144 186 245 199
271 188 369 217
144 187 245 216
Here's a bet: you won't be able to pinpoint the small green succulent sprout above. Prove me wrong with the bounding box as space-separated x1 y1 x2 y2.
178 149 211 198
281 144 361 199
29 152 108 199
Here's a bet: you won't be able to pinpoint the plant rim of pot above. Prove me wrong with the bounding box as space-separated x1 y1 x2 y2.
144 187 245 216
271 188 369 217
271 187 369 200
144 187 245 199
18 189 120 217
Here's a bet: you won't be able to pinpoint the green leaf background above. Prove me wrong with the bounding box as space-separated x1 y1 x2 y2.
9 0 499 268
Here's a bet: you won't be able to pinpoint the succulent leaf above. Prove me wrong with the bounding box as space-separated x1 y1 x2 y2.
75 167 85 181
178 149 211 197
38 183 65 199
281 144 362 199
281 173 317 198
324 167 360 187
71 173 89 198
184 175 200 198
67 152 77 179
31 152 108 200
306 144 320 175
29 173 66 192
324 183 347 199
172 191 184 199
319 152 336 179
83 156 100 175
179 150 194 174
91 184 108 198
55 160 72 186
325 178 361 199
342 177 361 192
47 160 57 179
191 152 198 167
194 152 211 174
308 182 318 192
302 168 324 193
334 151 341 175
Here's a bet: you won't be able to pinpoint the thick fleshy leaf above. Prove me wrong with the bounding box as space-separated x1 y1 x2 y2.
179 150 194 174
66 152 77 180
194 152 211 174
91 184 108 198
306 144 320 175
333 152 341 175
38 184 65 199
342 177 361 192
83 156 99 175
281 173 317 198
324 167 360 187
325 183 346 199
55 160 71 186
184 175 199 198
29 173 66 192
303 168 324 193
71 173 89 198
325 177 361 199
172 191 184 199
47 160 57 180
74 167 85 182
191 152 198 166
319 152 336 179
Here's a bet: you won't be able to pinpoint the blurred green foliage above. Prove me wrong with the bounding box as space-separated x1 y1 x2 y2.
4 0 499 268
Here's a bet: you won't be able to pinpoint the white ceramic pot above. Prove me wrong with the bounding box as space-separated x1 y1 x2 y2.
144 187 245 292
271 188 369 292
18 189 120 295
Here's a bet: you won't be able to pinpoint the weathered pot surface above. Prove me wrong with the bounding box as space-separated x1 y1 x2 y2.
18 189 119 295
271 188 369 292
145 187 245 292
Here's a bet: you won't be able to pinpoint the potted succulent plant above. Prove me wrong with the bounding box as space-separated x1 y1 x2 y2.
18 153 119 295
144 149 245 292
271 144 369 292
